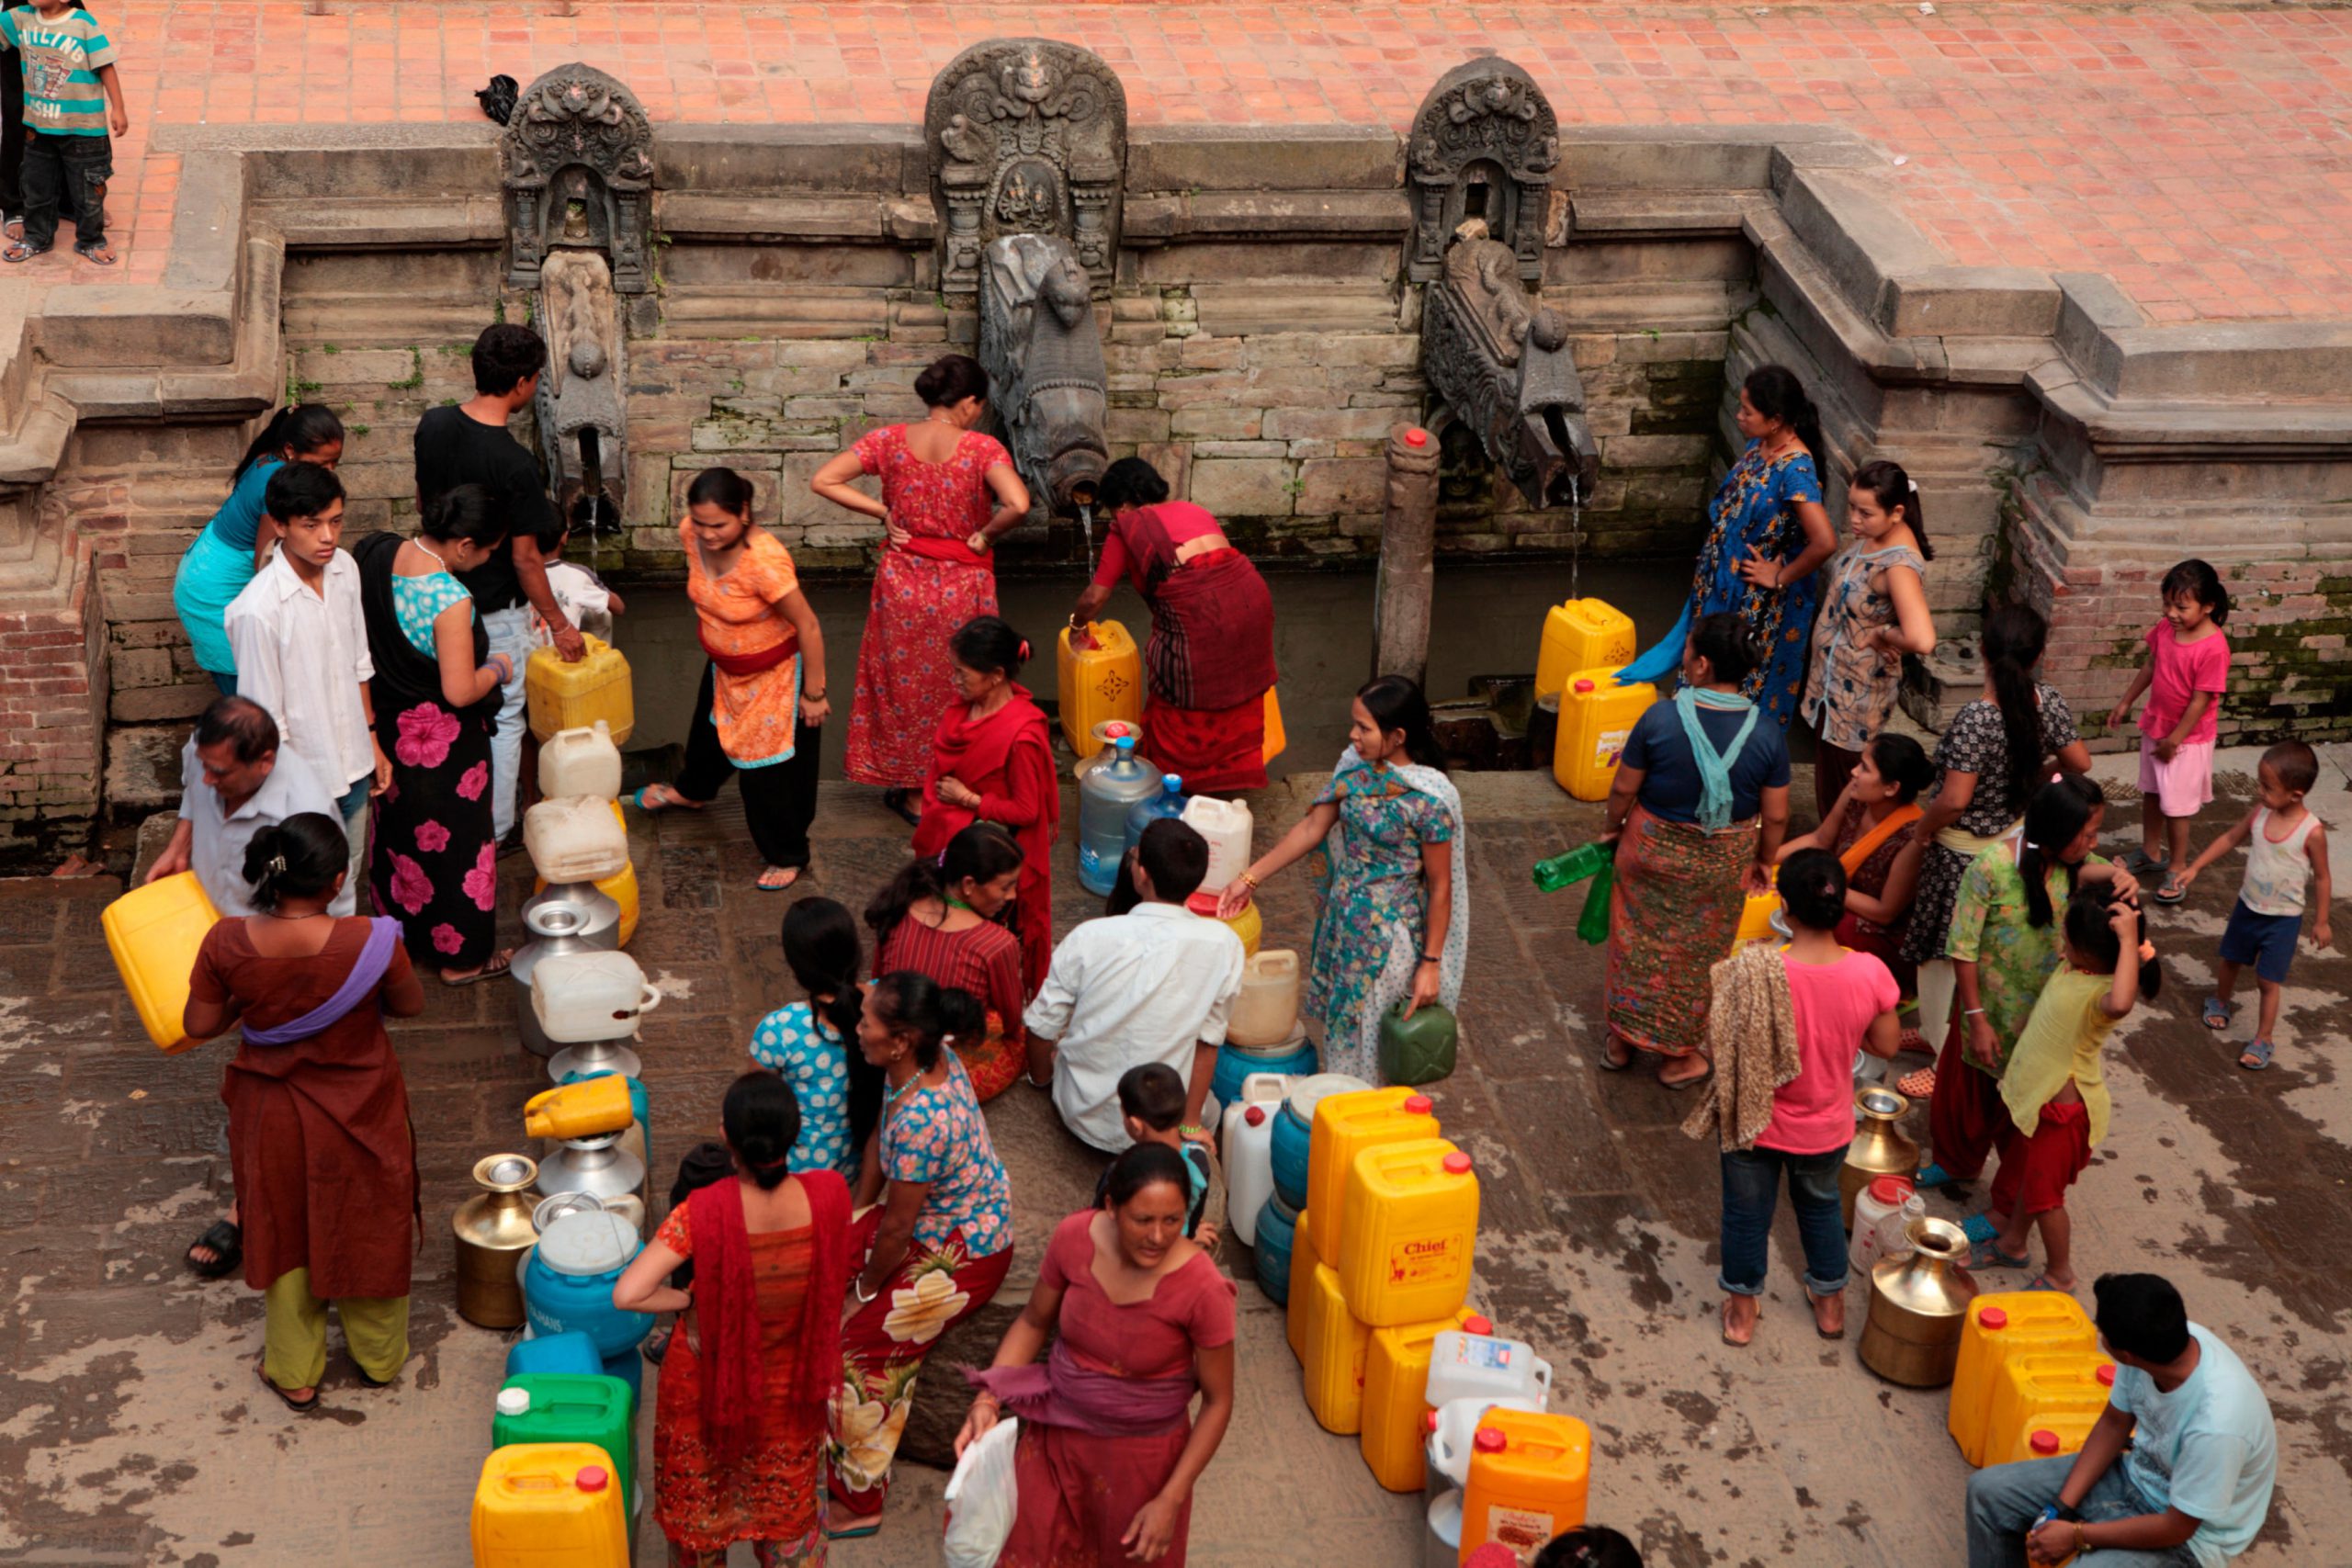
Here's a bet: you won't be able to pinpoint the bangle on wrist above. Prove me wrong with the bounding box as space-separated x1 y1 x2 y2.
1963 1008 1985 1016
852 1276 877 1305
1419 954 1441 965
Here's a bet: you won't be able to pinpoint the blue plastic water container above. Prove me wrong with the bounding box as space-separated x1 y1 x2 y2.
1078 735 1158 895
1210 1032 1318 1117
1270 1072 1371 1212
1123 773 1189 859
1255 1194 1300 1305
519 1210 652 1395
503 1328 603 1382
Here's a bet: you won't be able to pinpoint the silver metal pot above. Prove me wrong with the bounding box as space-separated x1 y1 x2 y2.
521 878 621 953
537 1128 648 1210
512 902 596 1056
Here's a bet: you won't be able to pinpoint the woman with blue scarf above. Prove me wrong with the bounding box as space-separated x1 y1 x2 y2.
1617 366 1837 729
1601 614 1792 1088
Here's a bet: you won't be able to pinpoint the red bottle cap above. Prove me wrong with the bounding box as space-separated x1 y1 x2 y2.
1186 892 1219 916
1404 428 1429 447
1978 1307 2008 1330
1244 1104 1267 1126
2030 1429 2061 1456
1867 1175 1913 1205
1425 1408 1442 1433
1104 722 1129 738
1443 1152 1473 1175
1574 679 1595 694
1474 1427 1507 1453
1463 1314 1494 1336
1405 1095 1434 1115
575 1465 609 1493
2098 1364 2117 1386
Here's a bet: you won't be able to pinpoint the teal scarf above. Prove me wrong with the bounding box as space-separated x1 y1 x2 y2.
1675 686 1758 830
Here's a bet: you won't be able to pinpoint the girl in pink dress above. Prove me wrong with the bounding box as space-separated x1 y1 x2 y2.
811 355 1031 822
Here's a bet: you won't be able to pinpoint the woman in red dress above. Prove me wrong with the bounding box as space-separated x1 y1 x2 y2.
956 1143 1238 1566
180 812 425 1412
865 824 1031 1101
913 615 1058 992
1069 456 1277 794
812 355 1030 825
614 1073 854 1567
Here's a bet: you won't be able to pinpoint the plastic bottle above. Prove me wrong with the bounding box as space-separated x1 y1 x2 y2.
1078 735 1157 895
1182 794 1254 895
1883 1192 1928 1262
1223 1103 1279 1250
1849 1174 1914 1276
1125 773 1190 858
1575 863 1614 945
1530 840 1611 895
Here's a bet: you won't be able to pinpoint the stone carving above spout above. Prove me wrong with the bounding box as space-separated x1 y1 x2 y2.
535 249 628 530
501 62 655 294
1406 56 1559 284
927 39 1127 298
1422 219 1599 511
978 233 1111 518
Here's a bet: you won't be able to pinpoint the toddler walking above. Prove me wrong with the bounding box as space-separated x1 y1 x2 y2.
1977 890 2156 1294
2176 739 2333 1071
2105 559 2230 903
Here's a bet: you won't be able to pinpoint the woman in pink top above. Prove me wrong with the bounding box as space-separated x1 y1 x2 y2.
1716 850 1900 1346
2105 558 2231 903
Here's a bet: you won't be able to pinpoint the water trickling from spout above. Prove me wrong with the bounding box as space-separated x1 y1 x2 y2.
1077 502 1096 578
1566 471 1583 602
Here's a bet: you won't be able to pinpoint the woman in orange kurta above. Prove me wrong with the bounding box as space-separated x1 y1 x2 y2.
636 468 833 891
616 1073 854 1567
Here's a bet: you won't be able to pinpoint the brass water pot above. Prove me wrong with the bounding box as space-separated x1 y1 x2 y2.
1840 1087 1918 1229
1860 1215 1979 1386
452 1153 540 1328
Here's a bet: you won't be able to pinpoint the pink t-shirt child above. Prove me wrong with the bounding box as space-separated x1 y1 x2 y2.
2140 621 2229 746
1758 949 1901 1156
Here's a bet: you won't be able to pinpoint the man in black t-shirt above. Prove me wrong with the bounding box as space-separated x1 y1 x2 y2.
413 322 576 842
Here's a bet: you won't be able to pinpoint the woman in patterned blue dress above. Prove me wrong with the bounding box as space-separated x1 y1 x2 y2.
1222 677 1468 1083
749 896 881 1180
1621 365 1838 729
353 485 510 983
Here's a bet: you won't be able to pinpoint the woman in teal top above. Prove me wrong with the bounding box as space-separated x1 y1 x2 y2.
173 405 345 693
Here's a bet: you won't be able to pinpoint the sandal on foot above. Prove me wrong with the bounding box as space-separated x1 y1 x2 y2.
440 948 514 987
1806 1288 1847 1340
2202 996 2233 1031
1961 1213 1999 1247
1895 1066 1937 1099
2 215 20 241
1658 1063 1713 1092
1599 1039 1636 1073
1915 1161 1960 1191
73 239 116 265
2122 848 2168 876
1720 1297 1756 1348
186 1218 242 1280
4 240 49 264
2022 1274 2074 1295
632 783 703 815
1969 1237 2032 1270
756 864 805 892
880 787 922 828
2239 1039 2276 1072
257 1360 320 1413
2154 876 2188 906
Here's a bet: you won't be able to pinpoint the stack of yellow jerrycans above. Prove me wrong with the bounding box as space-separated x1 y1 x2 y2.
1536 599 1656 803
1948 1292 2113 1467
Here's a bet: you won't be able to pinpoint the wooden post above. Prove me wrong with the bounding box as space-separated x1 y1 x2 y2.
1371 425 1442 684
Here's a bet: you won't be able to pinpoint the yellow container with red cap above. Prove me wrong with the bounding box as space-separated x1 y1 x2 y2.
1059 620 1144 758
1458 1408 1592 1562
1306 1088 1442 1266
1360 1307 1487 1492
1983 1353 2116 1472
1185 889 1261 958
1553 665 1656 802
1996 1409 2104 1466
1339 1137 1479 1327
469 1442 628 1566
1535 599 1637 703
1948 1292 2098 1465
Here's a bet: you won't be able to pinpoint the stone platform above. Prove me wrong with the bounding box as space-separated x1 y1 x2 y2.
2 760 2348 1564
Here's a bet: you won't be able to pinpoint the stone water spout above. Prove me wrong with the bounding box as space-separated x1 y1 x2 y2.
536 249 628 534
978 233 1112 516
1421 218 1600 510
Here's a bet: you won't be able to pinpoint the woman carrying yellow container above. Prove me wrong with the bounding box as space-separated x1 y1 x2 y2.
1068 457 1278 793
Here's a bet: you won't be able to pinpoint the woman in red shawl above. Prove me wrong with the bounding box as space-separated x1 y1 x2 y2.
1069 457 1278 794
913 616 1058 995
616 1073 854 1567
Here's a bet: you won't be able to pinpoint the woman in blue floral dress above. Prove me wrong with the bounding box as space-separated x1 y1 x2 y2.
1620 365 1838 729
1223 677 1467 1083
749 897 880 1180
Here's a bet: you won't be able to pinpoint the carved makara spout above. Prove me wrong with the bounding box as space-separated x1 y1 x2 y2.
978 233 1111 517
1421 219 1600 510
535 249 628 531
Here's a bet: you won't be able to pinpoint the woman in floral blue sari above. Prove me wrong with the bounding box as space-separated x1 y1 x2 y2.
1621 365 1837 729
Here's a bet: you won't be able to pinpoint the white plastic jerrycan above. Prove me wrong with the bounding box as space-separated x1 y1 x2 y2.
1427 1393 1547 1492
1227 949 1302 1048
1220 1077 1288 1250
1182 795 1255 895
530 950 662 1044
1426 1326 1555 1416
525 795 629 884
538 721 623 802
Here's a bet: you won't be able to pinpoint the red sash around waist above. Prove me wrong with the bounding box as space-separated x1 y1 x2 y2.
893 534 992 570
698 624 797 677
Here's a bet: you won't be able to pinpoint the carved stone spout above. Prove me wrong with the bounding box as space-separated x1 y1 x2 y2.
978 233 1111 516
535 249 628 530
1421 219 1599 510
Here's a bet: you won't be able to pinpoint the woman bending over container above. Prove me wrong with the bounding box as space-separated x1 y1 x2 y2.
865 824 1034 1103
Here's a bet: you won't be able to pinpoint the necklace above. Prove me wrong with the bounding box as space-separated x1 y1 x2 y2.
883 1066 924 1106
413 539 450 570
944 895 977 913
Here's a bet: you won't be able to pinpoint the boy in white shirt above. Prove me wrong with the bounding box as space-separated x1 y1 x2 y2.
527 504 623 647
222 464 384 888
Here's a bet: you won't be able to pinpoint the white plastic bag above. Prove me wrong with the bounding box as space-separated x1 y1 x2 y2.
941 1415 1020 1568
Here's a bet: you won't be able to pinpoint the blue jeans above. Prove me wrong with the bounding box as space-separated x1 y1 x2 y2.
335 777 370 909
481 605 534 840
1965 1453 2200 1568
1718 1145 1849 1297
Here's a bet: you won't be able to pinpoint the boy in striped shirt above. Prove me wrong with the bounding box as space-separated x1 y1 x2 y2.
1 0 125 265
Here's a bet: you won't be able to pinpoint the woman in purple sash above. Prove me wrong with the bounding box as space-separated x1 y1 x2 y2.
956 1144 1238 1565
183 812 425 1413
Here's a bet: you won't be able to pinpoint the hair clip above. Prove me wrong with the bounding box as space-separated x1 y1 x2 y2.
1907 479 1919 492
2138 940 2156 964
1017 638 1033 663
266 854 287 874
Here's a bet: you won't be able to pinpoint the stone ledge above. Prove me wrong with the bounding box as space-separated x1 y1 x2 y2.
1560 123 1871 193
1124 188 1411 243
1126 124 1400 193
47 237 282 422
259 194 506 249
1771 164 1947 330
656 125 927 196
154 121 499 200
656 191 893 243
1880 265 2061 341
1567 190 1753 238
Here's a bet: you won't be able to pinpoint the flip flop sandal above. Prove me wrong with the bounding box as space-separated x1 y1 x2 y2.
2239 1040 2276 1072
756 864 806 892
1969 1238 2033 1270
185 1218 242 1280
1961 1213 1999 1246
1805 1289 1847 1340
2202 997 2233 1031
1895 1067 1937 1099
1915 1161 1960 1190
74 241 116 266
2022 1275 2074 1295
441 949 514 987
2122 848 2168 876
1658 1065 1713 1092
3 240 50 263
257 1360 320 1414
631 784 703 815
1599 1040 1636 1073
2153 877 2188 906
1720 1298 1756 1348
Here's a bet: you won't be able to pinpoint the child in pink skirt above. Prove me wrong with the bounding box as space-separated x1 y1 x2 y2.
2105 559 2230 903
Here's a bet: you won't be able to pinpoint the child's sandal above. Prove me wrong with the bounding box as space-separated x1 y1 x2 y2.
2201 997 2232 1031
2239 1040 2275 1072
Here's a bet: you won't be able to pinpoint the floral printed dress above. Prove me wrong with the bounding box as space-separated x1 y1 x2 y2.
842 426 1012 787
1803 541 1928 753
356 544 500 971
1686 440 1826 728
749 1002 855 1179
829 1053 1015 1528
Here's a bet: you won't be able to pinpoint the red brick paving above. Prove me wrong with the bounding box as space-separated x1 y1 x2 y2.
23 2 2352 322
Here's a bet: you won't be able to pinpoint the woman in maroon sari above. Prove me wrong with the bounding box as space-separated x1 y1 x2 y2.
182 813 425 1412
913 616 1058 994
956 1143 1238 1566
1069 457 1277 793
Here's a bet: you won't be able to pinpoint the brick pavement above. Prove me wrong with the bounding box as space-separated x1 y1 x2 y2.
16 1 2352 321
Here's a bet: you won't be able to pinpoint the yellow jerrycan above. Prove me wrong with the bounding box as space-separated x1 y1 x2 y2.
103 871 221 1054
1058 619 1143 758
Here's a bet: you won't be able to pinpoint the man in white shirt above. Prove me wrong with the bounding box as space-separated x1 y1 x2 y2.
222 463 385 893
145 695 348 919
1023 819 1245 1151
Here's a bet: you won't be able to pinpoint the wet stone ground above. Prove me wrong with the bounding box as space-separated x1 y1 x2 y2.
1 756 2347 1566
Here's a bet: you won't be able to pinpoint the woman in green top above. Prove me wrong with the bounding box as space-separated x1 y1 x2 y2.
1927 776 2138 1208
